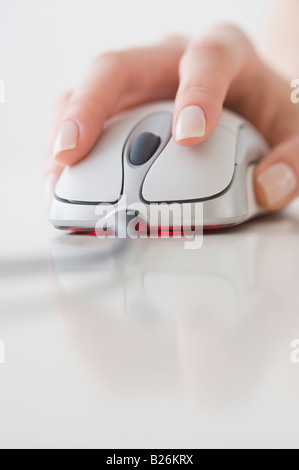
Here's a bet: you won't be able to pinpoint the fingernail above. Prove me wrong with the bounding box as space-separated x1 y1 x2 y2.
53 120 79 160
257 162 297 209
175 106 206 141
44 172 58 208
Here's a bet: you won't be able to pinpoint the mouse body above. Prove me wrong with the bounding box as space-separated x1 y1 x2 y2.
49 101 269 233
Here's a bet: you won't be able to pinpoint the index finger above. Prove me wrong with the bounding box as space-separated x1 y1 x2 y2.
53 39 187 167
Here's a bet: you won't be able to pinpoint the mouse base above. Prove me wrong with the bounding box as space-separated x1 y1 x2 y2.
55 222 240 238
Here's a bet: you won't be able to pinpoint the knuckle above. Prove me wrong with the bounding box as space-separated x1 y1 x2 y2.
180 23 254 75
159 33 189 45
187 23 251 57
68 95 101 119
52 90 72 115
189 37 230 57
179 83 215 100
88 49 128 89
91 50 124 72
212 22 245 38
207 22 249 44
54 90 72 107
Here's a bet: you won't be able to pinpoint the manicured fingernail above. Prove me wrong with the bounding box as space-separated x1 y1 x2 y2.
175 105 206 141
44 172 58 208
53 120 79 160
257 162 297 209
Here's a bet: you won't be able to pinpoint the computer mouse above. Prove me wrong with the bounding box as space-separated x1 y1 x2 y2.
49 101 269 234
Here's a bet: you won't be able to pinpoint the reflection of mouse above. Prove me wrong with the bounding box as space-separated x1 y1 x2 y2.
49 101 269 233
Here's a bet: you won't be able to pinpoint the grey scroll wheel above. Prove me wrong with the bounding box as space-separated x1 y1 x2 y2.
129 132 161 166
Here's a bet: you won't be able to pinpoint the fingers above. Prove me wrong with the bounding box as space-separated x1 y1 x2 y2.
53 39 187 167
173 24 256 145
254 136 299 211
173 24 299 211
45 91 71 207
48 29 299 214
173 24 286 147
53 52 128 167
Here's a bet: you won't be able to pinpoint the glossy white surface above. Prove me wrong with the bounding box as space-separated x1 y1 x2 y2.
1 0 298 450
1 207 299 449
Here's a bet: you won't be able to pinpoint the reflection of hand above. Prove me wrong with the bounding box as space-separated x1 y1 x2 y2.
46 25 299 211
50 227 299 401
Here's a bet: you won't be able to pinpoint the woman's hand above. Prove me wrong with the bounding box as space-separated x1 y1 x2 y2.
46 24 299 212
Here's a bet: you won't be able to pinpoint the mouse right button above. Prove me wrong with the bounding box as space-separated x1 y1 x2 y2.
142 125 238 202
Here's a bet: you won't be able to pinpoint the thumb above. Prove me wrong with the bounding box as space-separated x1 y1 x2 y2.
254 137 299 211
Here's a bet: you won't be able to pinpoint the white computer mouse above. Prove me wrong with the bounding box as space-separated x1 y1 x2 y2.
49 101 269 233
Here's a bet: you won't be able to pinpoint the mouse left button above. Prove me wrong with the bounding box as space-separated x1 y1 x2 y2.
55 126 125 204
